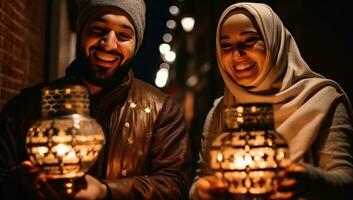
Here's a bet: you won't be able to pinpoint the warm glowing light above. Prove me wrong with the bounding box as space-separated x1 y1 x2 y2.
72 114 80 119
181 17 195 32
166 19 177 29
160 63 170 70
186 75 198 88
217 153 223 162
26 85 106 195
169 5 180 16
210 104 290 197
244 153 252 165
234 156 246 169
163 50 176 63
162 33 173 43
66 151 77 160
35 146 49 156
55 144 70 157
155 68 169 88
237 106 244 113
159 43 171 55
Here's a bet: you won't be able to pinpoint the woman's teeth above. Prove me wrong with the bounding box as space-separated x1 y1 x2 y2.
235 63 254 70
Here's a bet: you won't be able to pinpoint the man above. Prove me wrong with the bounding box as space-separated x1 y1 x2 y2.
0 0 191 199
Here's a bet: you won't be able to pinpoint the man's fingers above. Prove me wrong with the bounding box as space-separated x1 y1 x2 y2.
202 176 227 188
15 160 40 175
198 191 217 200
21 160 34 167
269 191 295 200
38 179 63 200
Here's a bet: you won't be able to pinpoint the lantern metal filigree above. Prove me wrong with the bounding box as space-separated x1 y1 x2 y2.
210 103 290 199
25 85 105 194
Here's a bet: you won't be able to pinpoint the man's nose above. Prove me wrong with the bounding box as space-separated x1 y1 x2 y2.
100 30 118 50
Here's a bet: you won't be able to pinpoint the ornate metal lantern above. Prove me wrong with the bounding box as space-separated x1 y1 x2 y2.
210 103 290 199
25 85 105 195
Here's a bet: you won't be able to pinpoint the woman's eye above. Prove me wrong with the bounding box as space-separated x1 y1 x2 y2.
221 43 232 50
244 36 259 46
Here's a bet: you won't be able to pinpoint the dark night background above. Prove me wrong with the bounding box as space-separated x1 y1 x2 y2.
131 0 174 84
133 0 353 100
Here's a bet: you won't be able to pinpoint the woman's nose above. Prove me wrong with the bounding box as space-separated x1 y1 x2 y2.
232 48 243 58
100 30 118 50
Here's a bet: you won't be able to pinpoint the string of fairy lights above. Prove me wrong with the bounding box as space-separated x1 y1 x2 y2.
154 0 195 88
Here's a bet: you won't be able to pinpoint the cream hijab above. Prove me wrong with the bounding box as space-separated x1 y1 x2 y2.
216 2 352 162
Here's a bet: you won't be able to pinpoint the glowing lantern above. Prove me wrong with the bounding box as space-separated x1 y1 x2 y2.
210 103 290 199
26 85 105 195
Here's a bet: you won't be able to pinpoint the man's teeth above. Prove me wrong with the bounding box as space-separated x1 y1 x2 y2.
95 52 117 62
235 63 253 70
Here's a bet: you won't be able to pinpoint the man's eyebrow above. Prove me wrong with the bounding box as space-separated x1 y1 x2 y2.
121 24 134 33
95 17 108 23
93 18 134 32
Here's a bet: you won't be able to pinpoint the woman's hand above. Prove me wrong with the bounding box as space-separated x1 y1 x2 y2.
270 163 310 199
194 176 227 200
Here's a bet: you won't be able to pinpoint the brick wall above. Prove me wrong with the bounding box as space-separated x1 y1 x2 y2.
0 0 48 108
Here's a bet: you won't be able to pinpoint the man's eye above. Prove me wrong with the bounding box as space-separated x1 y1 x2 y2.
117 33 133 41
90 26 106 34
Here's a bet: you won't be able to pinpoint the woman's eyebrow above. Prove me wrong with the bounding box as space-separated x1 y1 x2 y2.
220 30 256 40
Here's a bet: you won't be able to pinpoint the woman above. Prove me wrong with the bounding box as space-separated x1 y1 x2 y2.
190 2 353 200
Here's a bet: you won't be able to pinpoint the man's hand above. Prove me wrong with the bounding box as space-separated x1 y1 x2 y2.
194 176 228 200
73 174 108 200
14 160 42 199
270 163 309 200
14 160 61 200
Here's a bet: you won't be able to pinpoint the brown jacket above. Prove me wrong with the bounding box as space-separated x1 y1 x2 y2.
97 76 191 199
0 62 191 199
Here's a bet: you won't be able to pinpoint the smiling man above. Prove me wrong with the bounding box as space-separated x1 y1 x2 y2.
0 0 191 199
78 6 138 91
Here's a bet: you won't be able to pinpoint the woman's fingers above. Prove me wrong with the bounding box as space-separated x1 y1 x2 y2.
274 163 309 198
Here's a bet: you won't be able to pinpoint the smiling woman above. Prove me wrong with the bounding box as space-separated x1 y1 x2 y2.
190 2 353 200
219 9 266 87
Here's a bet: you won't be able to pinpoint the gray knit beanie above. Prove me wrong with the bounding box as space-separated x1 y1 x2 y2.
77 0 146 53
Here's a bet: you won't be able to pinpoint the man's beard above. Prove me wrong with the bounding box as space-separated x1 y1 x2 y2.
85 62 131 88
84 57 130 87
82 46 132 88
